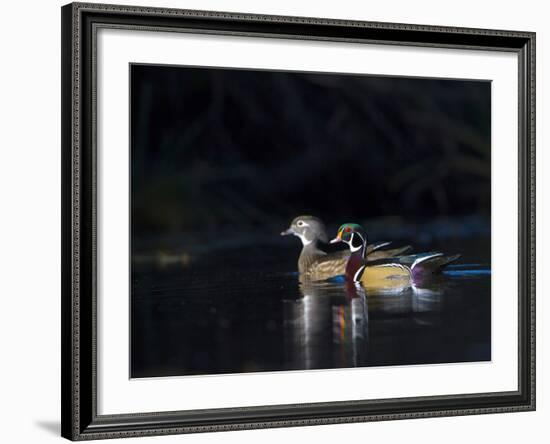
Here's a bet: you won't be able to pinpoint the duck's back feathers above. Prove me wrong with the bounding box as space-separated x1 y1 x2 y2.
300 249 349 281
413 253 461 275
397 252 461 276
366 245 413 261
366 241 391 253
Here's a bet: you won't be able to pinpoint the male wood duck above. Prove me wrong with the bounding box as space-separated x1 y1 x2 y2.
330 223 460 289
281 216 412 281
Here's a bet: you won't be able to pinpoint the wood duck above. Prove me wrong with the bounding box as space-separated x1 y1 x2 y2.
330 223 460 289
281 216 412 281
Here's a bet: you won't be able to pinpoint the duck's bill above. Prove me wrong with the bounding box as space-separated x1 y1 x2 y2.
280 228 294 236
329 236 342 244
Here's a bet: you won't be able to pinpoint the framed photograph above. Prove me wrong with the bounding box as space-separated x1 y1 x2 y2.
61 2 535 440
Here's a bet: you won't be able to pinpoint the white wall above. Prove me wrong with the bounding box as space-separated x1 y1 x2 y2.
0 0 545 443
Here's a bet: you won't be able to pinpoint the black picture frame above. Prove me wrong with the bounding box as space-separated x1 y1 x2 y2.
61 2 536 440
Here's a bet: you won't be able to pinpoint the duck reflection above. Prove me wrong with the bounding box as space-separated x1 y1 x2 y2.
283 280 369 370
283 277 445 370
365 280 444 328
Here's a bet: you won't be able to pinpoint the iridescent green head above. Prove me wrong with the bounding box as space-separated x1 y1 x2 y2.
330 223 367 252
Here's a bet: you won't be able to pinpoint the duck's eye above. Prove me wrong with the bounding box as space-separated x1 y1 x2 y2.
344 227 351 233
296 220 305 227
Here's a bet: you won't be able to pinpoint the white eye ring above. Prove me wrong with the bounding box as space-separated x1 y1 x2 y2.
296 220 305 227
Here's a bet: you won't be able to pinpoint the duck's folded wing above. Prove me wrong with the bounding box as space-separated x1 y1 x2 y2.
415 254 461 274
398 252 461 275
367 245 413 261
366 241 391 254
306 250 349 281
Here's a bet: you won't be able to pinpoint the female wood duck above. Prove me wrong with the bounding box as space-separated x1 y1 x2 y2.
330 223 460 289
281 216 412 281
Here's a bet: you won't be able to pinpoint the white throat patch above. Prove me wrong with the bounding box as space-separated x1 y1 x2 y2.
294 232 313 246
344 232 366 253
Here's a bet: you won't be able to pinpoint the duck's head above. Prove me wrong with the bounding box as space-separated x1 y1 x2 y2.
330 223 367 253
280 215 328 246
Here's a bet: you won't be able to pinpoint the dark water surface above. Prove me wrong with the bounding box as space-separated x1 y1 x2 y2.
131 240 491 378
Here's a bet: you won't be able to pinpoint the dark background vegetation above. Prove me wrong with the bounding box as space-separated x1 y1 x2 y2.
131 64 490 245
